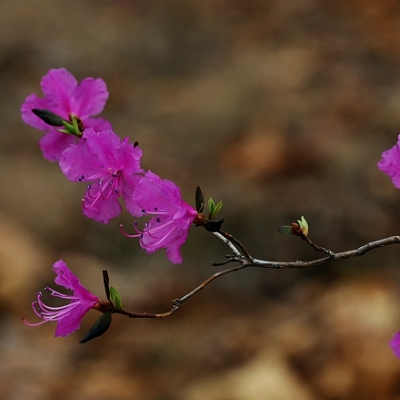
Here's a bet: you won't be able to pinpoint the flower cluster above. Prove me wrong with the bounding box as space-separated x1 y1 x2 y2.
59 128 144 222
22 68 198 261
22 68 204 338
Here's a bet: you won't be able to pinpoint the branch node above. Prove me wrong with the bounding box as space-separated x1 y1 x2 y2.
325 249 335 258
172 298 182 307
357 244 369 255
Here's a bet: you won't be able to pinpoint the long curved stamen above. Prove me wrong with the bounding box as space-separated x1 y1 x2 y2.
134 221 144 235
86 180 113 200
120 219 175 241
140 224 176 248
37 305 77 322
145 220 174 236
37 294 79 317
22 317 48 327
142 208 171 216
46 287 79 300
23 287 82 327
38 300 79 313
120 223 141 238
31 298 45 319
83 171 123 210
79 170 105 181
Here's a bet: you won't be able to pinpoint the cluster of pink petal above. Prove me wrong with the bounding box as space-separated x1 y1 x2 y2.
125 171 198 264
23 260 99 337
378 136 400 189
21 68 199 265
390 332 400 359
22 69 198 261
60 128 143 223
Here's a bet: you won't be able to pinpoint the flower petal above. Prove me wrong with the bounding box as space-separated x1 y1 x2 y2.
40 130 77 162
74 77 109 118
21 94 52 130
55 303 93 337
83 117 113 132
123 175 144 217
390 331 400 358
166 244 184 264
134 171 182 213
83 129 129 167
378 139 400 189
133 171 197 263
40 68 77 114
59 133 94 180
53 260 98 303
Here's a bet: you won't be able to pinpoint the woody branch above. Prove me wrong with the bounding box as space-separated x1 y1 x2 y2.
108 232 400 319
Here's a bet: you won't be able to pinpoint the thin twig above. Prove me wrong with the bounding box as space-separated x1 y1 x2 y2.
109 235 400 320
212 231 242 257
113 262 249 319
301 235 335 257
251 235 400 269
218 230 253 260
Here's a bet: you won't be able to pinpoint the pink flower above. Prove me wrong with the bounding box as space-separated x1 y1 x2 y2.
59 128 143 223
23 260 99 337
122 171 198 264
21 68 111 161
378 137 400 189
390 331 400 358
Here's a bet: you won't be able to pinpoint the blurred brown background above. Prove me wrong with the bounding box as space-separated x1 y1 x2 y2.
2 0 400 399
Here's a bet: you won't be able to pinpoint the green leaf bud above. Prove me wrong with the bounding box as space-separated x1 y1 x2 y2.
297 216 309 236
109 286 123 309
278 225 293 235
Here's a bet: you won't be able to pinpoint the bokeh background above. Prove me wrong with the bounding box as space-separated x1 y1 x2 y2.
2 0 400 399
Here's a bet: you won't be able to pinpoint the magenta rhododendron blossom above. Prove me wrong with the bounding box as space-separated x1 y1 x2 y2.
23 260 99 337
378 137 400 189
123 171 198 264
21 68 111 161
59 128 143 223
390 331 400 359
